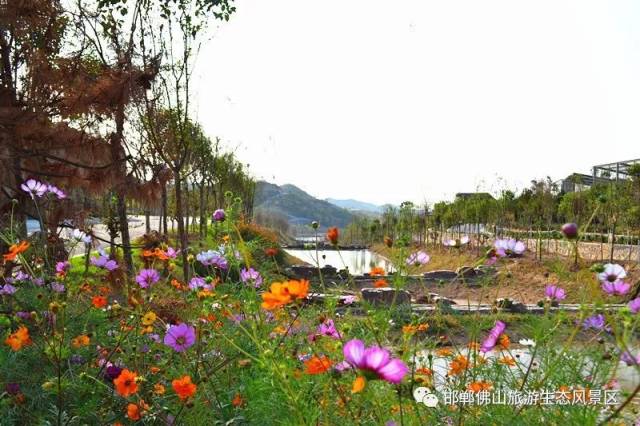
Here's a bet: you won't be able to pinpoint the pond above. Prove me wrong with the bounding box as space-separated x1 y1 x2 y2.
284 249 394 276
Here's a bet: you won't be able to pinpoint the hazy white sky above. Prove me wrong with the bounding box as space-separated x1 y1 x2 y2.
192 0 639 206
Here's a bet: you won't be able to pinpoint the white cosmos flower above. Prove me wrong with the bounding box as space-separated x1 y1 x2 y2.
597 263 626 283
519 339 536 347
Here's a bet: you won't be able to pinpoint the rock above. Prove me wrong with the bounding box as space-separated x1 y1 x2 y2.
287 265 338 279
423 270 458 280
415 292 456 306
361 288 411 306
455 266 477 278
494 298 528 313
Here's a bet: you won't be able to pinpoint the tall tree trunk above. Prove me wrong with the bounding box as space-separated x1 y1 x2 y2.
145 208 151 234
199 181 206 238
174 173 189 280
161 184 168 234
112 100 133 275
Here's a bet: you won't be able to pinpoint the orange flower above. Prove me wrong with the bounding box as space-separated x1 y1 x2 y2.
415 367 433 376
304 355 332 375
403 325 417 334
71 334 90 348
4 326 31 351
448 355 469 376
172 375 197 401
326 227 339 245
170 279 186 290
498 356 516 367
150 366 161 374
114 369 139 397
92 296 107 308
261 280 309 310
126 403 141 421
3 241 29 262
153 383 166 395
373 279 388 288
231 393 244 407
498 334 510 349
436 348 453 357
351 376 366 393
370 267 385 276
264 247 278 257
467 342 480 351
467 381 492 393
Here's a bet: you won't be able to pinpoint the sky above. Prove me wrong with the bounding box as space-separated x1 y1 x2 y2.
192 0 640 206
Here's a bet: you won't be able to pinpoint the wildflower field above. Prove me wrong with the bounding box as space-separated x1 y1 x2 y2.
2 1 640 425
1 184 639 425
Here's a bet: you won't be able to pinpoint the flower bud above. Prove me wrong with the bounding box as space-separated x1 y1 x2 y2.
561 223 578 239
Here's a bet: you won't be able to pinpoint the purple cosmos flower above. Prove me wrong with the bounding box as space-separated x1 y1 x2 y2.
343 339 409 384
598 264 627 284
212 209 226 222
602 280 631 296
50 282 65 293
5 383 20 395
21 179 48 197
104 365 122 382
55 261 70 275
480 320 507 353
13 271 30 282
582 314 608 331
544 284 566 301
163 323 196 352
33 277 44 286
136 269 160 289
16 311 31 320
196 250 228 269
0 284 17 295
494 238 526 256
188 276 211 291
629 298 640 314
240 267 263 288
47 184 66 199
620 351 640 366
90 252 118 271
317 319 341 339
406 251 430 266
70 354 85 365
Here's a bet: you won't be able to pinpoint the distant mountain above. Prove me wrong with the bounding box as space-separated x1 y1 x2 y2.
326 198 383 214
254 181 355 228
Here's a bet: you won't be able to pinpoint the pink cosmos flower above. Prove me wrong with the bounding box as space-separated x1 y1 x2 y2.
601 280 631 296
164 247 178 259
494 238 526 256
620 351 640 366
480 320 506 353
444 236 470 248
163 323 196 352
629 298 640 314
406 251 430 266
317 319 341 339
47 184 66 199
136 268 160 288
21 179 48 197
544 284 566 301
343 339 408 384
55 261 70 275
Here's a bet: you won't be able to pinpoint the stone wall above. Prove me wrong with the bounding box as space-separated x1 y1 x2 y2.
525 238 640 262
